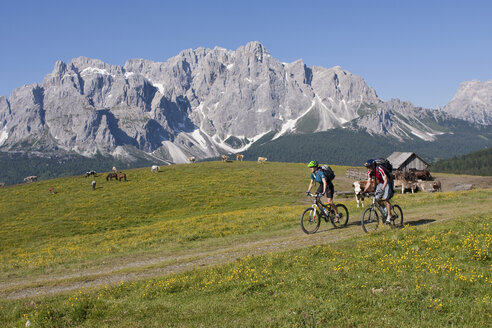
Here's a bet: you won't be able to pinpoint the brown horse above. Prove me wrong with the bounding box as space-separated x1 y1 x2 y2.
118 173 127 181
106 173 118 181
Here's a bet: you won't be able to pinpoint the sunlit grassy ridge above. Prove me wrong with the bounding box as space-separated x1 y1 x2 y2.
0 161 491 327
0 161 314 276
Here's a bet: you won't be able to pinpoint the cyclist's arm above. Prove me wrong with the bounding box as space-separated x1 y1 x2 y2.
379 166 388 191
363 171 372 192
306 179 314 193
381 172 388 191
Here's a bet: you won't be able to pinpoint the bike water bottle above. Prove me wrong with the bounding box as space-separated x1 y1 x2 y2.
323 207 328 216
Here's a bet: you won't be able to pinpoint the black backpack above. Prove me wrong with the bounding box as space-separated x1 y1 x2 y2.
321 164 335 181
374 158 393 176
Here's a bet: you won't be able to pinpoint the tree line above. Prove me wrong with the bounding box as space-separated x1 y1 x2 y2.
432 147 492 176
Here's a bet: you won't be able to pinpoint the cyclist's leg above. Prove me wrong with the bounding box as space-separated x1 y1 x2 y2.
382 182 394 222
325 184 339 217
375 183 389 222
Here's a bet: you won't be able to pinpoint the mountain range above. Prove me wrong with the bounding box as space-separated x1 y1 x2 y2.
0 41 491 181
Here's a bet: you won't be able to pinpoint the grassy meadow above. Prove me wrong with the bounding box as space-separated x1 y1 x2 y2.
0 161 490 327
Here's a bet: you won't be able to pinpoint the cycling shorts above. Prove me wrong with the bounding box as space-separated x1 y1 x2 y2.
316 183 334 199
375 181 394 201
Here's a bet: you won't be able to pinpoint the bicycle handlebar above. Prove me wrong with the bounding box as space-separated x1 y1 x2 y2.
306 192 324 197
362 191 384 198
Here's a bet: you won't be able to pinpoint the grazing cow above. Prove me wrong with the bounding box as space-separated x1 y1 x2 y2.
118 173 127 181
409 168 431 181
432 180 442 192
352 179 376 208
257 156 267 163
106 173 118 181
49 187 55 194
92 180 96 190
24 176 38 183
0 182 5 187
151 165 160 173
394 179 417 194
236 154 244 161
187 157 196 163
393 170 411 181
221 155 228 162
417 181 440 192
84 170 96 178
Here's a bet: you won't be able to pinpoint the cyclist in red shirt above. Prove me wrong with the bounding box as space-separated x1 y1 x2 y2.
363 159 394 224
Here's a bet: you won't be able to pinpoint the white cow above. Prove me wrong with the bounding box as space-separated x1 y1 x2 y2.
151 165 160 173
23 176 38 183
353 179 375 208
257 156 267 163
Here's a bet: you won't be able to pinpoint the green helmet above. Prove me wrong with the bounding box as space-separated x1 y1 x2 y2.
307 160 318 168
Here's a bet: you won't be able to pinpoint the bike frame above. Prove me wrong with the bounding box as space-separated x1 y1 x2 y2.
310 195 334 219
370 196 387 218
361 192 403 233
301 193 349 234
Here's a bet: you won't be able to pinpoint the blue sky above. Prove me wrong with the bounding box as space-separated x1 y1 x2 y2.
1 0 491 108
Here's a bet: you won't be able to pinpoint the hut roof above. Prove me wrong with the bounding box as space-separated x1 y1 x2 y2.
387 152 430 170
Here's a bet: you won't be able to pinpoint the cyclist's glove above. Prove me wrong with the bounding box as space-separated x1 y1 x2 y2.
305 191 310 196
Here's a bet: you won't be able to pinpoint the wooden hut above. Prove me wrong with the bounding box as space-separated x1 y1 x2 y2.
387 152 430 172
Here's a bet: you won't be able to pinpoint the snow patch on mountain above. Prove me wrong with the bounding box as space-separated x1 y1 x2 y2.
274 100 316 140
162 140 189 163
80 67 114 77
0 128 8 146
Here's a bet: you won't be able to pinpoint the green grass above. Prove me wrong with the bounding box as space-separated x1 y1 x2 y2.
0 161 491 327
0 161 313 278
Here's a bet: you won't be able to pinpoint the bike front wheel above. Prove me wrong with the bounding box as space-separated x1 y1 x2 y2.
300 207 321 234
390 204 404 228
330 204 349 228
361 207 380 233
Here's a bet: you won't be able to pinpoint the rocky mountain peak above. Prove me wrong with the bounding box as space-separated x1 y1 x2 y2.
0 42 488 164
442 79 492 125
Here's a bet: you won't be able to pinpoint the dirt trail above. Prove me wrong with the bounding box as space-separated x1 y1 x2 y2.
1 225 360 299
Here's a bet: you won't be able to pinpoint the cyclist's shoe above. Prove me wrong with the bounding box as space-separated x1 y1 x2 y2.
384 218 392 225
334 214 341 223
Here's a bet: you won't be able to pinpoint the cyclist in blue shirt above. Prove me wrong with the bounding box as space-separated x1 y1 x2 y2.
306 160 340 221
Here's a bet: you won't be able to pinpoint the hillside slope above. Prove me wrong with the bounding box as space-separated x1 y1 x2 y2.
0 161 490 326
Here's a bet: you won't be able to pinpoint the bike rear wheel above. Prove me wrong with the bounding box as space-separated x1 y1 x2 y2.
361 207 380 233
300 207 321 234
390 204 404 228
330 204 349 228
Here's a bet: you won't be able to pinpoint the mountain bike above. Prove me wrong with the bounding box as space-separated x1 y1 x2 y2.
300 193 349 234
360 192 403 233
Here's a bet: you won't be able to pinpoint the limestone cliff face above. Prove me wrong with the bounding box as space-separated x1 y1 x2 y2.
0 41 472 163
442 79 492 125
